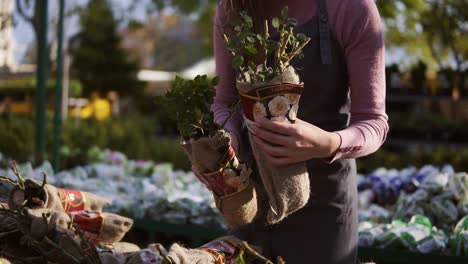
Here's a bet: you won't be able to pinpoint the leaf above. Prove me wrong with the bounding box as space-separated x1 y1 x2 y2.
245 46 258 55
287 18 298 26
233 55 244 69
234 25 241 32
211 76 220 86
256 34 263 41
281 6 289 19
272 17 280 29
296 33 307 42
246 36 255 43
227 39 241 52
243 15 253 25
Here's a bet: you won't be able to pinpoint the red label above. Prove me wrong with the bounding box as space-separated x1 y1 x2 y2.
0 203 9 209
255 83 303 98
69 210 104 242
57 188 86 212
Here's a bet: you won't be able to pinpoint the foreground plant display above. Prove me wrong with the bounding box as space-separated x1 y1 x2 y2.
0 161 280 264
222 6 312 225
1 148 468 262
0 149 223 229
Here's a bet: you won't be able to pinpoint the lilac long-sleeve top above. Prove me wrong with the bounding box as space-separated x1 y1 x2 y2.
211 0 389 161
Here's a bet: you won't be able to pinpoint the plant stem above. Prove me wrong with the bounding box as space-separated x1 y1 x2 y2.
263 19 269 71
284 37 311 67
241 241 274 264
220 100 241 130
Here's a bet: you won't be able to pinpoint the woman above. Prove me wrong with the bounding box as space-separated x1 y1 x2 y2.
211 0 389 263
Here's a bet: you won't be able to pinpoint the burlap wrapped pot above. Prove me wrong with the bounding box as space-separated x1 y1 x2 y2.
237 66 310 225
8 179 111 213
182 130 258 229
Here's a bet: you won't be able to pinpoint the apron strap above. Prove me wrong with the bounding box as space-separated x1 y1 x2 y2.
318 0 332 65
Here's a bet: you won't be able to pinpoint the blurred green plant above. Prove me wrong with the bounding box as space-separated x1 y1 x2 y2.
147 0 217 56
69 0 143 97
388 111 468 142
0 115 191 170
0 78 82 97
376 0 467 75
357 147 468 174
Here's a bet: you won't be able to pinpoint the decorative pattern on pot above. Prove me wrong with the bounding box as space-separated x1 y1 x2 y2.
239 83 303 132
201 146 251 198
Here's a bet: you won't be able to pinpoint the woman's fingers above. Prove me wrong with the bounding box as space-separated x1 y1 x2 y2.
253 135 288 156
250 123 292 147
255 117 296 136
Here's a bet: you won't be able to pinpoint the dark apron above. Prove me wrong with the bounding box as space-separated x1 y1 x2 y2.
232 0 358 263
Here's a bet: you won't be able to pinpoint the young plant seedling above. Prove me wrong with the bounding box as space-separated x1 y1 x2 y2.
224 6 311 83
162 75 239 141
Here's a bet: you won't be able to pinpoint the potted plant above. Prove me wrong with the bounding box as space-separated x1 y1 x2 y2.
224 7 312 224
161 75 258 229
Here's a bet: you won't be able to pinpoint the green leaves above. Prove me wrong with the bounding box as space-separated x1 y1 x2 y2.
162 75 218 139
224 6 311 83
296 33 306 42
233 55 244 68
272 17 280 29
281 6 289 19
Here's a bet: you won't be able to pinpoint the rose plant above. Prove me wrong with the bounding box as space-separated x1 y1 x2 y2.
224 7 312 225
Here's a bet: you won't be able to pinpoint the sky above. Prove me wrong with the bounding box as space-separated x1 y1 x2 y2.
12 0 150 63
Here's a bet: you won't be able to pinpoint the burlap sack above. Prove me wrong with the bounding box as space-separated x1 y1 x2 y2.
165 236 274 264
237 66 310 225
27 208 71 230
165 243 215 264
69 211 133 244
214 179 257 229
182 130 258 228
100 213 133 244
8 179 111 213
181 130 232 174
112 242 141 254
27 208 132 244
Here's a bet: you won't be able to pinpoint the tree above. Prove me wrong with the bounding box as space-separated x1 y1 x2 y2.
376 0 467 74
69 0 143 97
148 0 217 56
127 0 466 77
420 0 467 74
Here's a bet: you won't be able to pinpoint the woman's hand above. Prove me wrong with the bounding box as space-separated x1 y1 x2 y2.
249 117 341 166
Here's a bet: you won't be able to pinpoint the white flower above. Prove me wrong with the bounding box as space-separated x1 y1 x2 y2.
253 102 267 120
285 93 300 105
268 96 290 117
271 116 287 122
231 156 240 168
222 168 237 180
289 103 299 121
